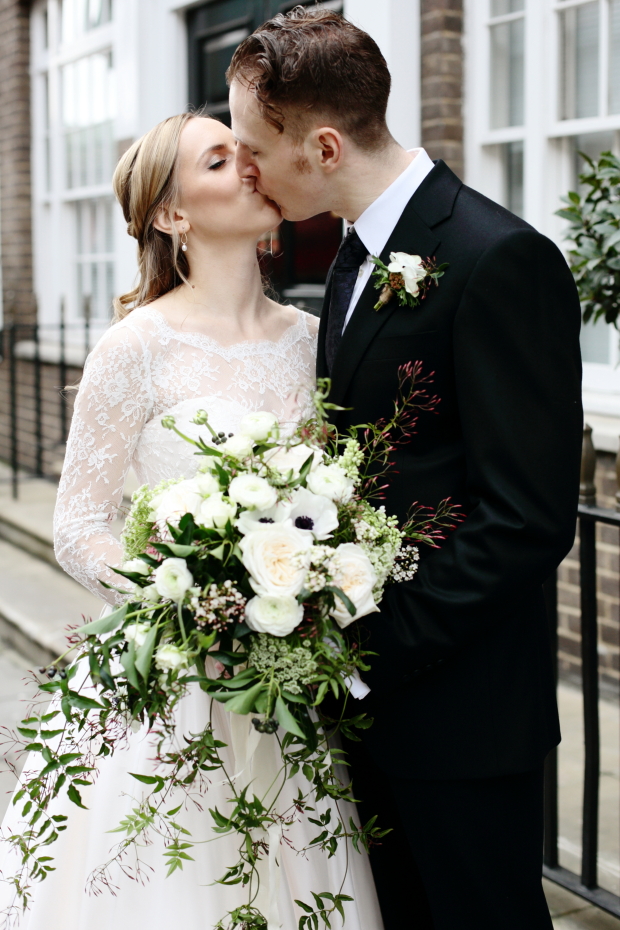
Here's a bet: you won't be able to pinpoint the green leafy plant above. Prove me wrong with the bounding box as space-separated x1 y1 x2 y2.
557 150 620 326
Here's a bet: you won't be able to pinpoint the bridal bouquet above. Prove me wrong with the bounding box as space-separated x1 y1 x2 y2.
4 365 460 930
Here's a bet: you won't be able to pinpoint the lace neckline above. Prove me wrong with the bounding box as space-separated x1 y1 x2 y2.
145 306 309 357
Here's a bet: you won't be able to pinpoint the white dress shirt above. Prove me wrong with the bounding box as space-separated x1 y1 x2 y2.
342 147 435 330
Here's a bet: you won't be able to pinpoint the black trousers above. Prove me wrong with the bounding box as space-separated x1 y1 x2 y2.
346 740 552 930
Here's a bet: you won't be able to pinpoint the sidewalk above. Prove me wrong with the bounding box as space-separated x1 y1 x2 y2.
0 466 618 927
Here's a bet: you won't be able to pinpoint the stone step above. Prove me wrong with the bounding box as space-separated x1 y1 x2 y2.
0 540 102 668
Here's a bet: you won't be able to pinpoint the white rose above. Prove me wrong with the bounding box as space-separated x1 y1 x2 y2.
229 474 278 511
154 643 190 672
239 411 279 442
289 487 339 540
122 558 150 576
141 583 161 605
307 463 354 503
330 543 379 628
196 493 237 529
245 594 304 637
387 251 426 298
239 525 313 597
149 480 202 527
194 472 220 496
124 622 151 648
236 499 293 535
266 444 323 478
220 433 254 458
153 557 194 602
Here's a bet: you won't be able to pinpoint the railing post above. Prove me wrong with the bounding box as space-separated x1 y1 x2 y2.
59 298 67 443
580 424 596 506
543 571 559 868
8 323 18 499
34 316 43 477
615 435 620 511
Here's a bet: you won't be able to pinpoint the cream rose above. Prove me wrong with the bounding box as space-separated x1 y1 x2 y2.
239 525 313 597
266 443 323 478
149 480 202 527
307 463 354 503
229 474 278 511
330 543 379 628
239 411 279 442
196 493 237 529
153 557 194 602
245 594 304 636
154 643 190 672
387 251 426 298
123 622 151 648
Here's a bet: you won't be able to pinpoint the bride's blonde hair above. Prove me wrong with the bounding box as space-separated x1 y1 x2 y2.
112 112 210 321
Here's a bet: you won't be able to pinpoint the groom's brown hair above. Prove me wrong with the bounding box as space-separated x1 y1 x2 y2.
227 6 391 151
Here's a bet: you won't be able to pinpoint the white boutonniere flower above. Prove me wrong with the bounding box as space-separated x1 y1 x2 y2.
371 251 449 311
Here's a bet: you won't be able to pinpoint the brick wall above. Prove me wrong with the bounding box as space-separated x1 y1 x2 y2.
0 0 35 326
420 0 464 179
557 452 620 697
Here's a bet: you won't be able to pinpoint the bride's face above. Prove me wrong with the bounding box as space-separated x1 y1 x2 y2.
175 118 281 242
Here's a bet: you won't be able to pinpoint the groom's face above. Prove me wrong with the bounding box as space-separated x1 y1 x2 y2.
230 80 325 222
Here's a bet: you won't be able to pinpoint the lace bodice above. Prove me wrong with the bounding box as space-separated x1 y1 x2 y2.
53 306 319 603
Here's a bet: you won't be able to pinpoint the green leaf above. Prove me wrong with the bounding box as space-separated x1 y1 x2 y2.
79 603 128 637
66 692 105 712
325 585 356 617
275 696 305 739
17 727 38 740
39 728 64 740
120 641 141 690
222 682 265 715
135 622 159 680
166 543 196 557
67 784 88 809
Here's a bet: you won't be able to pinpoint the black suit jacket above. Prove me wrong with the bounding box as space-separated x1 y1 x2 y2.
317 161 583 779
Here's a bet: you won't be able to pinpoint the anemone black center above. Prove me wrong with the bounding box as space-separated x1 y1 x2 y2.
295 515 314 530
258 517 275 524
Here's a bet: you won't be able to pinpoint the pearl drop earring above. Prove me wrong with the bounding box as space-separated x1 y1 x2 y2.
180 229 188 252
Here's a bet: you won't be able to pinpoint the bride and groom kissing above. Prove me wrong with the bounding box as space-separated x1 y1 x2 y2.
0 7 582 930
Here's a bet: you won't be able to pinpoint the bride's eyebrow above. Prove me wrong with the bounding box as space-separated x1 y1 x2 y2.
196 143 229 166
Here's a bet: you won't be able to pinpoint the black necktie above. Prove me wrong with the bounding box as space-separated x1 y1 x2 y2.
325 228 369 373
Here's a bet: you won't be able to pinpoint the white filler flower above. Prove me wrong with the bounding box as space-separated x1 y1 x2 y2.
288 487 338 540
155 643 190 672
307 463 354 503
196 493 237 529
387 251 426 297
149 480 202 527
123 622 151 648
245 594 304 636
239 411 279 442
153 557 194 602
330 543 379 628
229 474 278 511
240 525 313 597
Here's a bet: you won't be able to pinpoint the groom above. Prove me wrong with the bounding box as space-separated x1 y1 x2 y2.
229 8 582 929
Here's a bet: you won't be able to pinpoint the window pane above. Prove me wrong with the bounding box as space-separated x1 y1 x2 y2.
610 0 620 113
581 319 611 364
490 18 525 128
75 197 115 319
491 0 524 14
561 2 600 120
62 0 112 43
62 51 115 188
504 140 524 216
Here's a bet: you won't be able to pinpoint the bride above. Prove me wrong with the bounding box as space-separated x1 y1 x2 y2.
0 113 383 930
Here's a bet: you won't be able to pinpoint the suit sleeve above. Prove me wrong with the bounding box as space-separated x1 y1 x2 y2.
369 228 583 685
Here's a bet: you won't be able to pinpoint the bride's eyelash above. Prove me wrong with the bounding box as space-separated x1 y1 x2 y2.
209 159 226 170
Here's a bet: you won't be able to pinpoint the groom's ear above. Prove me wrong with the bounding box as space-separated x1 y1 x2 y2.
309 128 344 174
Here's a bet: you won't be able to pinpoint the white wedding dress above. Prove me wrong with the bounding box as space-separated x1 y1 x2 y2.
0 306 384 930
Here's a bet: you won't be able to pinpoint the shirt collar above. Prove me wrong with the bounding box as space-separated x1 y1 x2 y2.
351 148 435 258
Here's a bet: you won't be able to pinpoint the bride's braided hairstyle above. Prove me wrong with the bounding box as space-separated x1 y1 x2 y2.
112 112 209 321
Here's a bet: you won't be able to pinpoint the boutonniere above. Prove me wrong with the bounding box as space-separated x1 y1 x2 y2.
371 252 449 311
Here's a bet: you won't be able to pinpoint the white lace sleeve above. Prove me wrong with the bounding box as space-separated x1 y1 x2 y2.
53 322 153 604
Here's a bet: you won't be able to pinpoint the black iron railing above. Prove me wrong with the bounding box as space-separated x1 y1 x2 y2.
543 424 620 916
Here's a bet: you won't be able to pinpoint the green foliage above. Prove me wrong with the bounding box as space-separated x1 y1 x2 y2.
557 150 620 326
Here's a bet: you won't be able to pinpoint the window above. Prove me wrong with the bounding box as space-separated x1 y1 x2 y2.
558 0 620 118
503 140 524 215
489 0 525 128
75 198 115 320
62 50 115 189
61 0 112 43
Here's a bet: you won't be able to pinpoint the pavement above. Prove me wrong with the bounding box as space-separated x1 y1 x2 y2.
0 465 618 927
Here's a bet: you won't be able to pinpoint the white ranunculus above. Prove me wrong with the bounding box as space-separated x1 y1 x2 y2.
239 411 279 442
153 557 194 602
229 474 278 511
141 583 161 605
196 493 237 529
154 643 190 672
240 525 313 597
387 251 426 298
149 480 202 527
236 499 293 535
330 543 379 628
194 471 220 496
307 463 354 503
265 443 323 478
220 433 254 458
122 558 150 576
124 621 151 648
288 487 339 540
245 594 304 637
